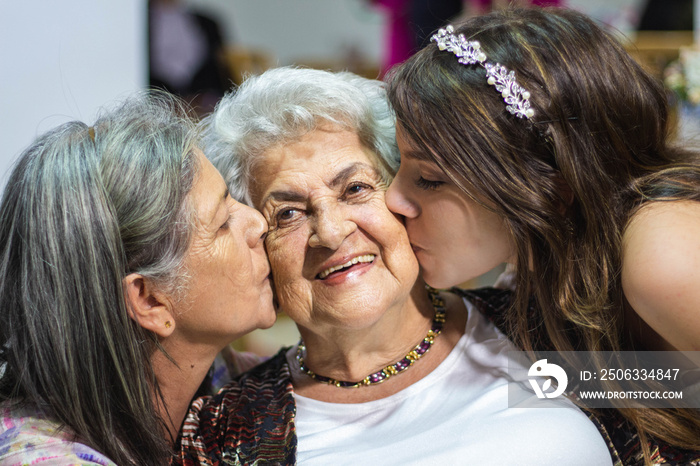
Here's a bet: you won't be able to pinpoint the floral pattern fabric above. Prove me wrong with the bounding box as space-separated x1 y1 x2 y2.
0 405 115 466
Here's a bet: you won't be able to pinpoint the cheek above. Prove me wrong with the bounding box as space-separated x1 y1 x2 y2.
267 235 298 278
411 199 451 244
185 242 222 288
267 236 308 301
452 208 513 264
477 207 510 244
365 197 408 235
229 252 255 286
386 217 414 258
217 236 248 275
271 262 312 320
363 202 419 272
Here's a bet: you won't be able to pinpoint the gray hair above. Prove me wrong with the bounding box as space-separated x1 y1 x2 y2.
94 95 198 295
0 92 198 464
202 66 399 204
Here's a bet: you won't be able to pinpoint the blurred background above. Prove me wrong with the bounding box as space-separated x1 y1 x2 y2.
1 0 697 356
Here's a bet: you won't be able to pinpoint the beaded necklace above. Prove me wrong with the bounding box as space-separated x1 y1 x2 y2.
295 288 446 388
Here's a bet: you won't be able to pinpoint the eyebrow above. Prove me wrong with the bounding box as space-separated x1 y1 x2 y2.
400 148 431 162
262 162 380 205
264 190 307 204
329 162 378 188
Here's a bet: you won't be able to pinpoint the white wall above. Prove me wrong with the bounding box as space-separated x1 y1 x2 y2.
0 1 147 188
181 0 384 68
567 0 648 36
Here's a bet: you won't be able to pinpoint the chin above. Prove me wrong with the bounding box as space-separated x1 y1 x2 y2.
421 270 459 290
260 307 278 329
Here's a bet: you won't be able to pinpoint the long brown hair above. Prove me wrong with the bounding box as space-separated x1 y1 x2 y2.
387 6 700 458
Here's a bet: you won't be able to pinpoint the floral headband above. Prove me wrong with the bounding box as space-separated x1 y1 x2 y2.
431 25 535 120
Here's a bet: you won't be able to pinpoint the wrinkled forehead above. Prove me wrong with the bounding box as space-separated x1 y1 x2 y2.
248 126 382 208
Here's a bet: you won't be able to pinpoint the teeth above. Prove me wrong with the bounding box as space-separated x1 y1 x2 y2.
318 254 375 279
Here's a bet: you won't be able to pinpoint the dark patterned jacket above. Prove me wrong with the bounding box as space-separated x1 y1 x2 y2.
174 351 296 465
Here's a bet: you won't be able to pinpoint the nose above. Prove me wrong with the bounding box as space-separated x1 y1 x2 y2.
243 204 268 248
308 204 356 250
386 174 419 219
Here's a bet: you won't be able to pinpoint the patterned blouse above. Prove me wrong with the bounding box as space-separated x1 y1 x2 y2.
175 350 296 465
0 405 116 466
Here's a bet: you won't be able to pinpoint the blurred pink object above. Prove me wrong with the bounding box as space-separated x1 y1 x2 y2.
373 0 416 75
473 0 561 6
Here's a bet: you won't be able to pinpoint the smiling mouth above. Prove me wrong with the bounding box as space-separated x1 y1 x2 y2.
317 254 376 280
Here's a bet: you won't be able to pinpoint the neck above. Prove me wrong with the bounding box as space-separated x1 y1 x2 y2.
151 338 220 443
297 282 434 384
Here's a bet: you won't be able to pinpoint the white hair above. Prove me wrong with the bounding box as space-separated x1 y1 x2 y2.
202 66 399 204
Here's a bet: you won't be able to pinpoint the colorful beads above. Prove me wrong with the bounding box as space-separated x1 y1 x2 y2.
295 287 446 388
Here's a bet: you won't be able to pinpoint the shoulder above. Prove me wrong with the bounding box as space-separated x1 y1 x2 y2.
205 347 268 393
0 405 115 465
451 287 512 325
622 200 700 350
176 349 296 465
513 405 614 465
623 200 700 264
186 349 293 427
589 408 700 465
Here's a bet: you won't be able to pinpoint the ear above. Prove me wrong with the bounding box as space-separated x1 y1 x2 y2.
124 273 175 338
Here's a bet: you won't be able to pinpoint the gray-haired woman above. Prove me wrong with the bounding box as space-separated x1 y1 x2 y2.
0 93 275 465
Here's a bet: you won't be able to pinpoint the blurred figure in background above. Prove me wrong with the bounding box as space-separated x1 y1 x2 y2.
463 0 561 16
638 0 693 30
372 0 463 76
149 0 232 115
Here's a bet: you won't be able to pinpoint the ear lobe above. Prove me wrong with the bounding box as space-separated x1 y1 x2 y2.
123 273 175 338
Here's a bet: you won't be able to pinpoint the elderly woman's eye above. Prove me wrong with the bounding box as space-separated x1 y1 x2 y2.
220 215 232 230
277 208 299 223
346 182 371 196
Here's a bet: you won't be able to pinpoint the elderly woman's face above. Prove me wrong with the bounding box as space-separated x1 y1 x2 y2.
175 150 275 344
251 125 418 330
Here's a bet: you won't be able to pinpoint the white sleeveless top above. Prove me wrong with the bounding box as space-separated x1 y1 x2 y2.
292 297 612 465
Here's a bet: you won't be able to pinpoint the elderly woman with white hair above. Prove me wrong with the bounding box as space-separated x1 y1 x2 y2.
175 67 613 465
